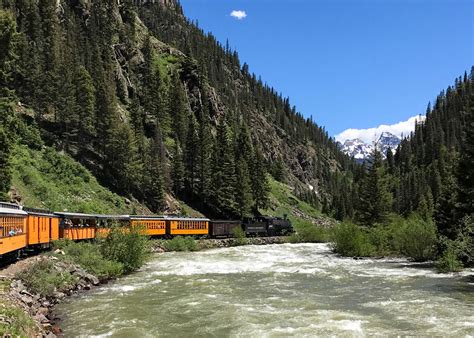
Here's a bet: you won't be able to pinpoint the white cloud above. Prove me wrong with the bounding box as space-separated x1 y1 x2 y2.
335 115 426 143
230 10 247 20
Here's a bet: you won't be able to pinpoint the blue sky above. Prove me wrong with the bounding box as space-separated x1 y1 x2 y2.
179 0 473 139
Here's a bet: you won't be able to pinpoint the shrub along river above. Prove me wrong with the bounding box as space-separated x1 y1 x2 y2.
57 243 473 336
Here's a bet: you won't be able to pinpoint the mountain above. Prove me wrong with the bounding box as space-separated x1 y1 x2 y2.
339 132 401 162
0 0 356 219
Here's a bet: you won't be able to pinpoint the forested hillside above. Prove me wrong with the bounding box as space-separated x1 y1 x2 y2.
351 71 473 267
0 0 355 219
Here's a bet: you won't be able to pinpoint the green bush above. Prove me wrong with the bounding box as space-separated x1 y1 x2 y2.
161 236 198 252
436 246 464 273
392 215 437 261
288 223 329 243
53 240 123 279
232 226 248 246
100 226 150 273
367 224 393 256
330 222 375 257
17 260 78 297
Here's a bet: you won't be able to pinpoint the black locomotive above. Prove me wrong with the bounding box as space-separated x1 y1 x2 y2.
210 215 293 238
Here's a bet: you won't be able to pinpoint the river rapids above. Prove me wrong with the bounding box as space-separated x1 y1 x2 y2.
57 243 473 337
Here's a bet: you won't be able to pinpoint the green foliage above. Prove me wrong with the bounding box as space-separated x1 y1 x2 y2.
251 147 270 212
287 223 329 243
392 215 437 262
231 226 248 246
10 144 132 213
261 176 330 240
331 222 375 257
436 245 463 273
357 149 393 226
0 300 35 337
161 236 198 252
100 226 151 274
211 122 237 216
17 259 78 297
53 240 123 279
0 126 12 200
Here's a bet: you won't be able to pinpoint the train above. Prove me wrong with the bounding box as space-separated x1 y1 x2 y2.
0 202 293 259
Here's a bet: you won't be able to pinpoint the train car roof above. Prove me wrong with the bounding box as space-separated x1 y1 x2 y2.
165 216 211 221
54 212 130 220
130 215 166 220
23 206 58 217
0 205 27 217
130 215 210 221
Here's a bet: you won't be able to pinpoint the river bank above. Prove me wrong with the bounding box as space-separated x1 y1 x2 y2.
0 236 290 336
0 254 102 336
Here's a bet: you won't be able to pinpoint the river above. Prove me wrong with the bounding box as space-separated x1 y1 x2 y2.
57 243 473 337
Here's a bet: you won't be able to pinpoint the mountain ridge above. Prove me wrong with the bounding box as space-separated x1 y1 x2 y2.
339 131 401 162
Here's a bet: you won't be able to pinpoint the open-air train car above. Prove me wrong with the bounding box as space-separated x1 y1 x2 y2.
0 203 27 257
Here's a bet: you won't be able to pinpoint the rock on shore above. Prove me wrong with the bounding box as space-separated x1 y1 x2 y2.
0 256 106 337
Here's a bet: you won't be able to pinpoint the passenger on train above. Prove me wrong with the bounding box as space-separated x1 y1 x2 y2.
8 228 16 236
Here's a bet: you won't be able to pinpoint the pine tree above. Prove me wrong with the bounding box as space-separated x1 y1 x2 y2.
184 113 199 198
171 141 185 197
418 190 434 221
145 130 165 212
170 73 188 146
251 147 270 213
235 157 253 217
357 148 393 225
197 109 212 208
0 125 12 201
435 171 459 239
0 9 17 98
456 100 474 218
211 122 237 216
74 65 96 141
0 12 17 200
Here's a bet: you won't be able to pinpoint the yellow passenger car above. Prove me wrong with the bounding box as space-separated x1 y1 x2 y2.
0 203 27 256
131 216 166 236
168 217 210 236
24 207 60 246
55 212 99 240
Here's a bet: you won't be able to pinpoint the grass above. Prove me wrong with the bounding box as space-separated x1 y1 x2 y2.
10 144 138 214
0 300 36 337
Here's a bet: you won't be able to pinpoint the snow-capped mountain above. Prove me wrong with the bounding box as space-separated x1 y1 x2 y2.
339 132 401 162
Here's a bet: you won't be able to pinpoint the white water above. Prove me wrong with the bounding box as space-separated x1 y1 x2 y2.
58 243 474 337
